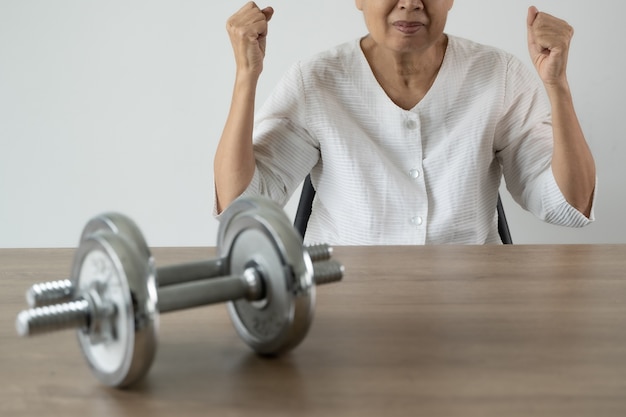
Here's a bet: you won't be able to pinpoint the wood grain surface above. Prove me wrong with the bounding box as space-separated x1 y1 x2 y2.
1 245 625 416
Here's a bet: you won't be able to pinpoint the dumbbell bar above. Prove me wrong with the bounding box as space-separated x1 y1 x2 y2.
15 197 343 388
17 253 340 329
25 240 335 308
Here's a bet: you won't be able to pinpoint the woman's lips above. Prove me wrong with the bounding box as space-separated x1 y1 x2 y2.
393 21 425 34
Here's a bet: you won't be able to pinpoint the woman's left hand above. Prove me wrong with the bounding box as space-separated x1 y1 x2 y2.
527 6 574 88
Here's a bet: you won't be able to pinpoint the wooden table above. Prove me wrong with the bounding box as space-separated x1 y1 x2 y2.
1 245 625 416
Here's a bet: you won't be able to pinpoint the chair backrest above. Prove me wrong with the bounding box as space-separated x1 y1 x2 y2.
293 175 317 239
496 194 513 244
294 174 513 244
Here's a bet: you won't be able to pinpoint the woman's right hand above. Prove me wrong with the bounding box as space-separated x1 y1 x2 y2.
226 2 274 78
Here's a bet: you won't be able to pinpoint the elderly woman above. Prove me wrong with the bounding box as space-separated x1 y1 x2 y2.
213 1 596 245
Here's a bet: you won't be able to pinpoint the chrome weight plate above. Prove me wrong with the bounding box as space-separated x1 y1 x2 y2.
217 196 297 237
75 212 156 301
217 197 315 355
71 225 158 387
26 212 155 308
79 212 154 263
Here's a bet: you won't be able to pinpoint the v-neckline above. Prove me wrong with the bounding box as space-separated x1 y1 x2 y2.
356 35 453 112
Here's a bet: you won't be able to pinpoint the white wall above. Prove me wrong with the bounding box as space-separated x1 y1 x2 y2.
0 0 623 248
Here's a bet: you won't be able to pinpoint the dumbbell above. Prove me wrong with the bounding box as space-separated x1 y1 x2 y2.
15 197 344 388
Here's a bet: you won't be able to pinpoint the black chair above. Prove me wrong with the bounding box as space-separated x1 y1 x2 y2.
496 193 513 244
294 174 513 244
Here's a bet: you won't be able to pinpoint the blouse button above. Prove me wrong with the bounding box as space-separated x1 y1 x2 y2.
410 216 424 226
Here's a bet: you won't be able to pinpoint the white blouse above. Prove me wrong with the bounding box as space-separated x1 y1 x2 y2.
224 35 594 245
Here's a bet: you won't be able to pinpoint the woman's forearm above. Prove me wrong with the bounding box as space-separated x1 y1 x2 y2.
547 82 596 217
214 73 259 213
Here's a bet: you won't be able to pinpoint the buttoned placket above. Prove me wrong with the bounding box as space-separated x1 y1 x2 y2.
404 112 428 243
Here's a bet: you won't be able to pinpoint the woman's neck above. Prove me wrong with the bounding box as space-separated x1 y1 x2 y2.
360 34 449 109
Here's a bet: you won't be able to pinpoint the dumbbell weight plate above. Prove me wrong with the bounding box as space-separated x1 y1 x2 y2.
79 212 154 263
218 197 315 355
71 217 158 387
218 196 300 238
26 212 156 308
